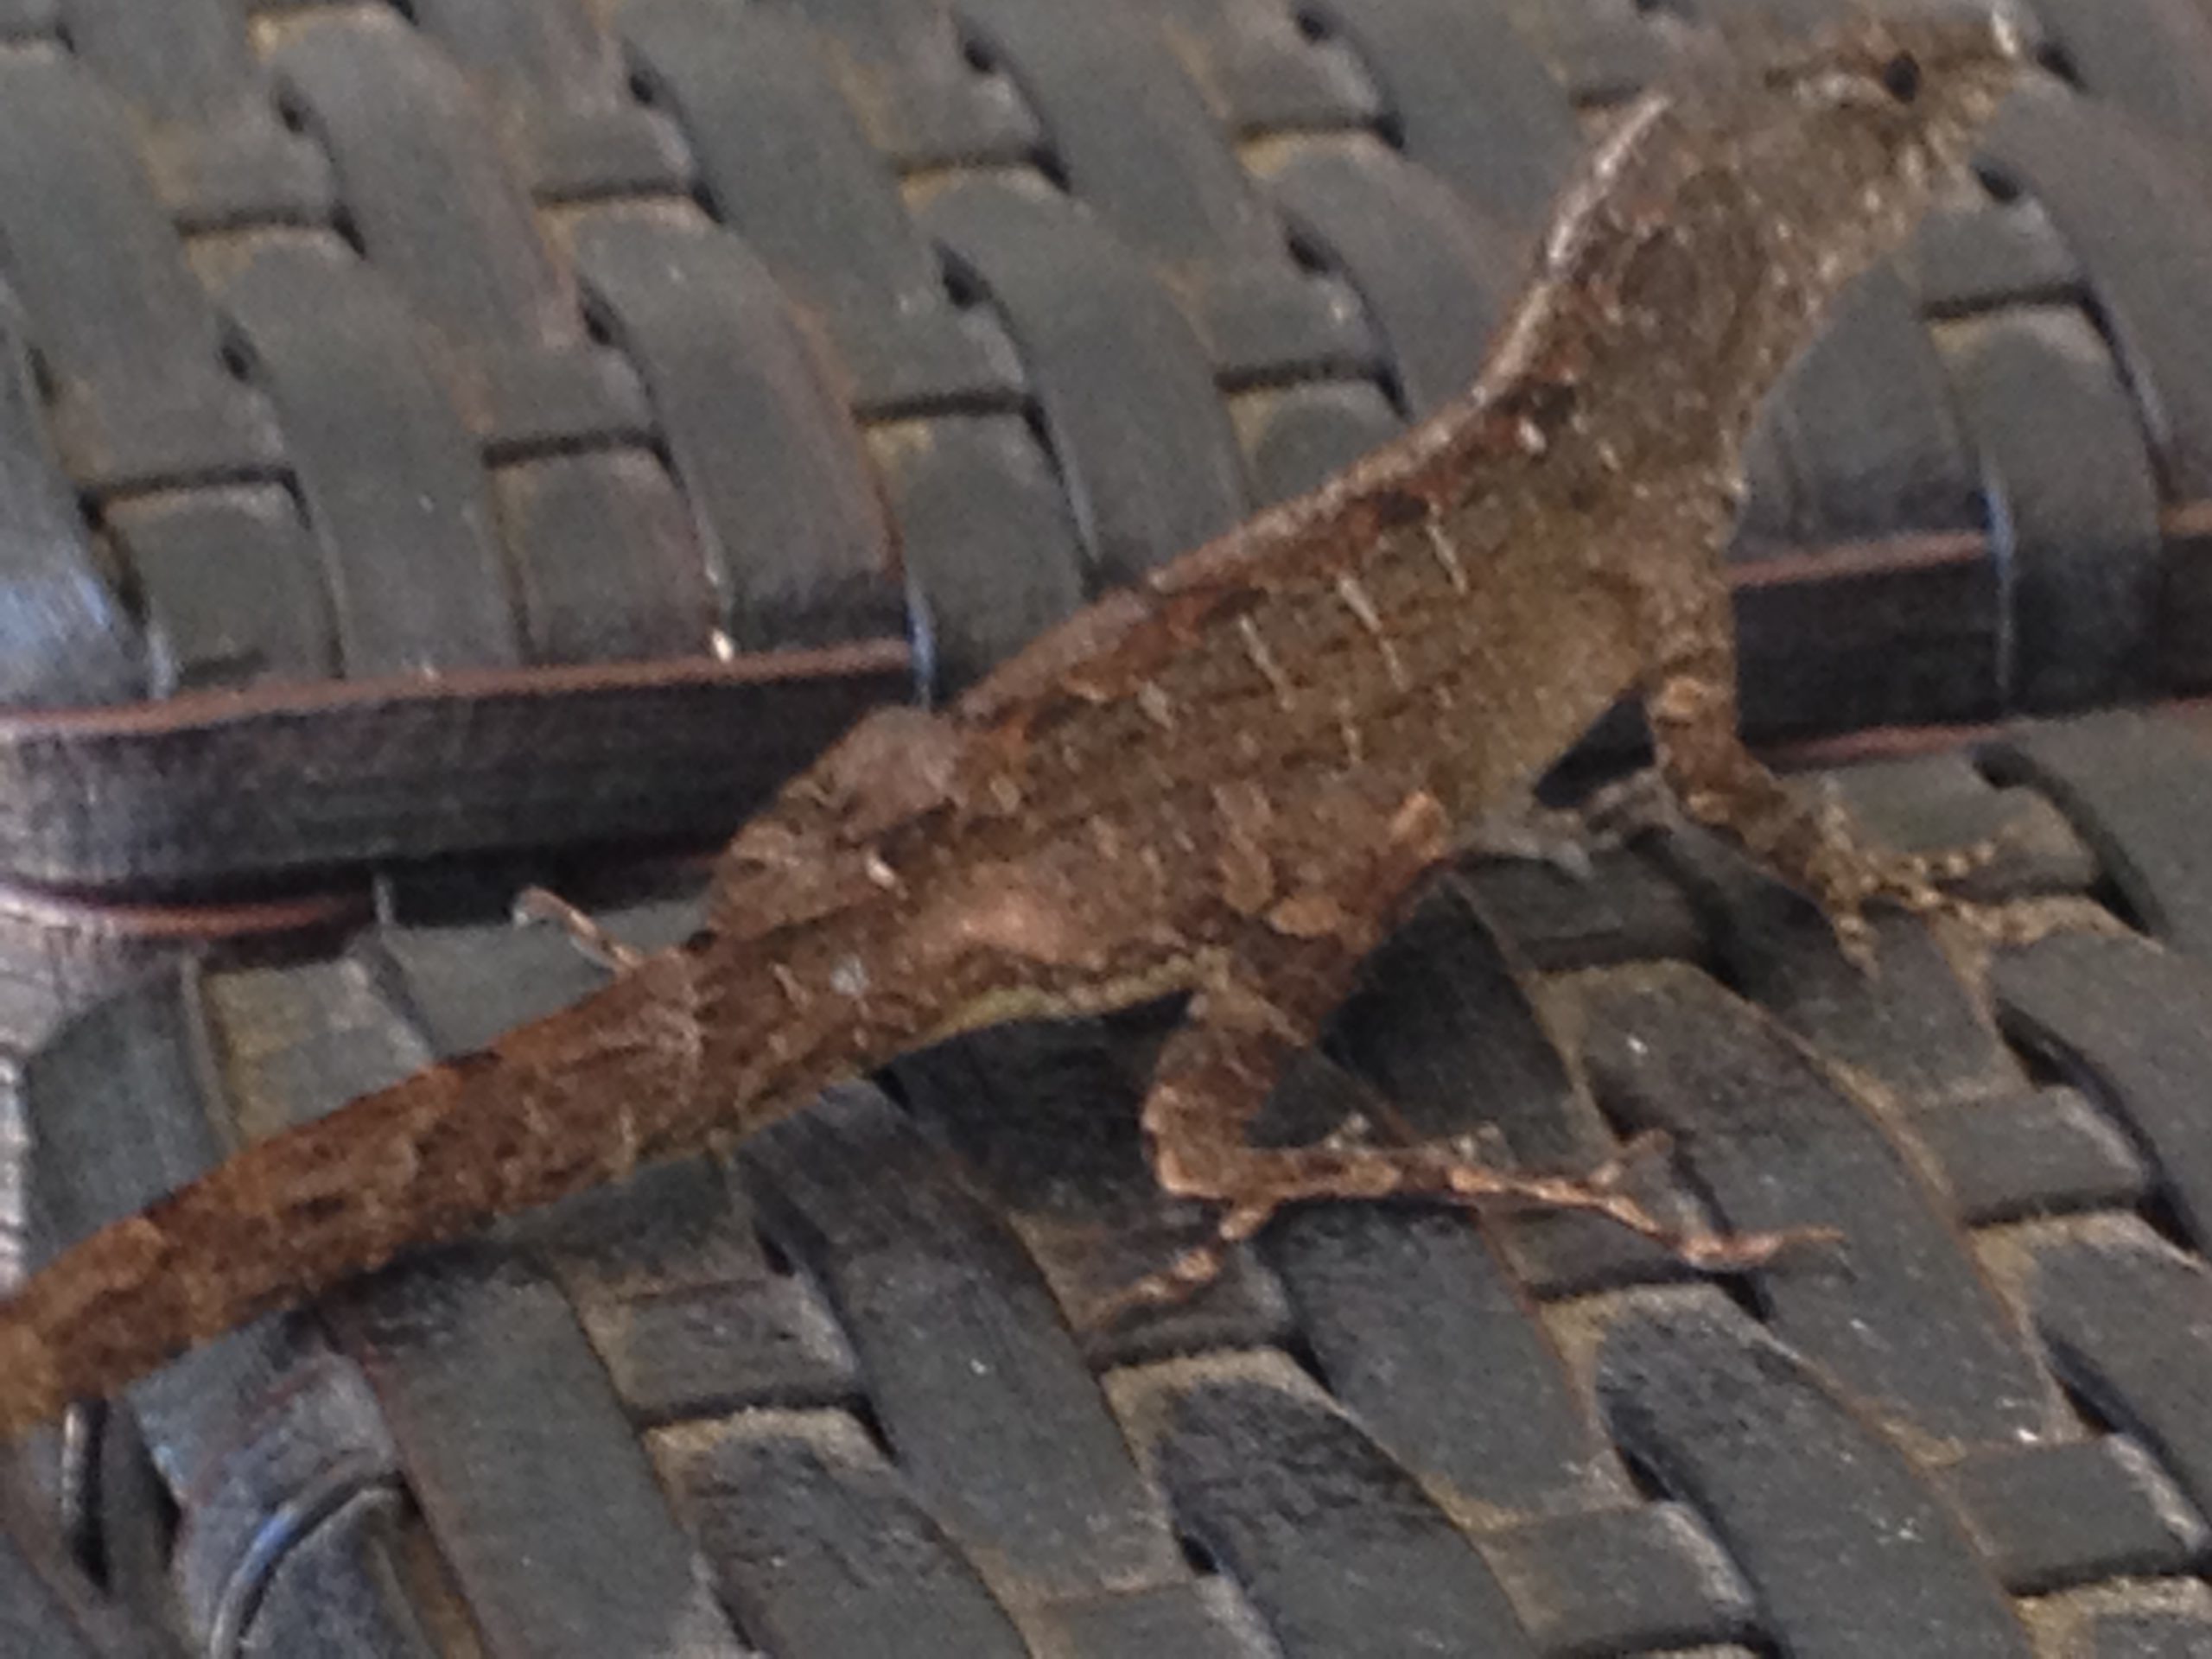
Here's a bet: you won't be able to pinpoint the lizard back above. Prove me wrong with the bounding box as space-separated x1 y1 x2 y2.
698 11 2027 1039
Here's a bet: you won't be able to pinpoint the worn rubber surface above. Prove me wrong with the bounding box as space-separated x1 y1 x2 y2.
0 0 2202 884
11 703 2212 1656
10 0 2212 1655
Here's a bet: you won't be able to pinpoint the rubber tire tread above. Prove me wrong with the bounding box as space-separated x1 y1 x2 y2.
0 0 2194 886
13 706 2212 1657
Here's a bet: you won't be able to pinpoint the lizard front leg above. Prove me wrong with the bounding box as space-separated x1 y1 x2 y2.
1095 786 1796 1325
1636 558 1998 966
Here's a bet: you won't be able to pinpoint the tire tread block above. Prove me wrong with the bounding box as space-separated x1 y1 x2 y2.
953 0 1363 384
215 240 526 677
620 0 1014 416
2028 1225 2212 1535
1993 931 2212 1258
741 1085 1181 1599
396 0 690 200
1148 1369 1542 1659
1983 713 2212 966
652 1411 1032 1659
919 175 1251 589
1940 307 2164 710
1580 966 2056 1446
58 0 330 227
1598 1293 2032 1659
0 52 279 490
570 207 904 652
328 1249 749 1659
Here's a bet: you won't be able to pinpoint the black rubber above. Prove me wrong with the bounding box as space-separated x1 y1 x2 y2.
13 706 2212 1657
0 0 2197 885
7 1 2212 1655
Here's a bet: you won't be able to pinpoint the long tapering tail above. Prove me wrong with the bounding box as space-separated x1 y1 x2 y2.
0 950 702 1439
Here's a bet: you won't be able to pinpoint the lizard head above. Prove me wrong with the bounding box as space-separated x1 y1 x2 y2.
1716 10 2026 296
1498 10 2027 471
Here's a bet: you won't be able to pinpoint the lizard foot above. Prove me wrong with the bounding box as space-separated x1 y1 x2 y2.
1453 772 1691 881
1088 1133 1830 1328
1096 980 1831 1330
1642 664 2006 973
514 887 645 972
1455 785 1608 880
1786 791 2012 972
1496 764 2007 972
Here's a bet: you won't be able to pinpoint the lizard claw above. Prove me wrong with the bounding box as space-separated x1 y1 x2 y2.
1827 903 1884 978
1079 1200 1277 1331
1080 1241 1235 1332
1580 767 1683 845
1455 789 1604 881
514 887 645 972
1795 792 2015 977
1672 1220 1842 1272
1586 1128 1675 1193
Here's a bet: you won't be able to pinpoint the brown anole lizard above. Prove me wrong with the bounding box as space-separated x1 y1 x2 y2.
0 15 2025 1438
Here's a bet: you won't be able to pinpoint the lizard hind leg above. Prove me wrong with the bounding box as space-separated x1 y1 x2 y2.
1090 964 1804 1331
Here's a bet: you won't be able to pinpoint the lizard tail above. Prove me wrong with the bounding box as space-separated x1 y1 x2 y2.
0 950 702 1440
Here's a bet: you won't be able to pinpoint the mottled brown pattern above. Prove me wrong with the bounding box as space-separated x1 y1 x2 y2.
0 16 2024 1437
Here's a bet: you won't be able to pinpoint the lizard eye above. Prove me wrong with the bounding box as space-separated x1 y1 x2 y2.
1879 51 1923 103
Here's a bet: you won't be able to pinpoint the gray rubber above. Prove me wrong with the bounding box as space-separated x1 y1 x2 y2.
0 0 2196 884
8 706 2212 1656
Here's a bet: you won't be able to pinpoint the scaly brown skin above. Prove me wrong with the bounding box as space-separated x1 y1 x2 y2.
0 17 2025 1436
